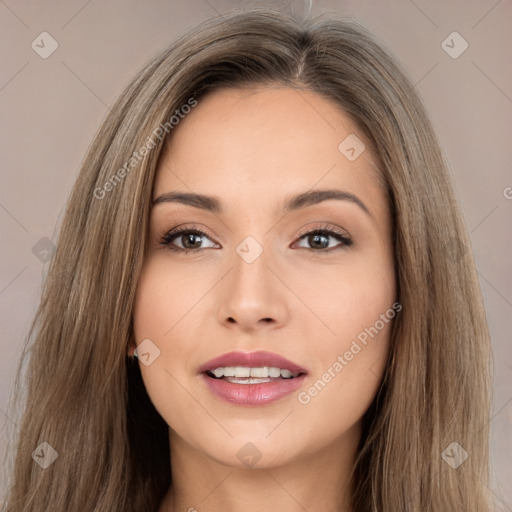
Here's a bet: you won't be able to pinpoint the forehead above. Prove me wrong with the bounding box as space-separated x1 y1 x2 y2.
153 86 385 217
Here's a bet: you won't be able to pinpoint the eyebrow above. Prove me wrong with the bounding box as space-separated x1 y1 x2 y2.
152 189 371 217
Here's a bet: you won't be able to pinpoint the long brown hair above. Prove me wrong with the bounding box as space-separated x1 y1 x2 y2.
3 7 494 511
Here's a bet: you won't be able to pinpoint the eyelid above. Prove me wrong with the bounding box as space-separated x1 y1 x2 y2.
293 223 352 242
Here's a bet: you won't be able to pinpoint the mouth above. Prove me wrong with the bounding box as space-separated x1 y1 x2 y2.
199 351 308 406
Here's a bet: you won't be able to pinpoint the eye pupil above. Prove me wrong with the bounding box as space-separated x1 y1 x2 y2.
309 234 328 249
183 233 202 249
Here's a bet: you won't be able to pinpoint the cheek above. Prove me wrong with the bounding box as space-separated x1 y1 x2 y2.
133 257 199 342
132 265 206 457
291 244 395 344
132 256 206 367
290 249 395 413
132 259 193 412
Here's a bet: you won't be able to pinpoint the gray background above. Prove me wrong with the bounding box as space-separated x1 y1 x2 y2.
1 0 510 507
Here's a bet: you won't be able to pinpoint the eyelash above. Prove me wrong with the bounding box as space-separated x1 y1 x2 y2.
159 223 353 255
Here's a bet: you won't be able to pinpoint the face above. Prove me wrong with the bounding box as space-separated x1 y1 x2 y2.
132 85 396 469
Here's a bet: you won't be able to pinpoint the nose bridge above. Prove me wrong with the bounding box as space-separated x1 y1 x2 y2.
231 234 273 306
229 210 273 286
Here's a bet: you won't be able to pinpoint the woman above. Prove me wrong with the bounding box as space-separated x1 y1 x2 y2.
4 7 494 511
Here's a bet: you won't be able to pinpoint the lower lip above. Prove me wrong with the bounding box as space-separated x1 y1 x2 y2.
200 373 307 406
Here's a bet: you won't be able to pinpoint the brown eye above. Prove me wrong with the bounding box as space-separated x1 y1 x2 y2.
294 226 353 252
160 227 218 252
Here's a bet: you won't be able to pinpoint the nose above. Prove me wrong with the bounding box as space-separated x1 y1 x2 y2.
216 242 290 332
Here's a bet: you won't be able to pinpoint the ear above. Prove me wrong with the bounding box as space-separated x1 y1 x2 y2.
127 337 137 358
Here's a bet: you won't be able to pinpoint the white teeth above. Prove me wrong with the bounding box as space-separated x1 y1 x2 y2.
268 367 281 378
212 367 224 378
223 366 235 377
209 366 299 379
250 367 268 378
235 366 251 377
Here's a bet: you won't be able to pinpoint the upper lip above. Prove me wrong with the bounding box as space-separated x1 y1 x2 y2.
199 350 307 375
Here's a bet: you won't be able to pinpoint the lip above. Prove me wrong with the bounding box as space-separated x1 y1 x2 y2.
200 372 307 406
198 350 307 375
198 350 308 407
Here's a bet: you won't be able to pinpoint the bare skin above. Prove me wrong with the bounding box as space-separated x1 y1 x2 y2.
130 85 396 512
